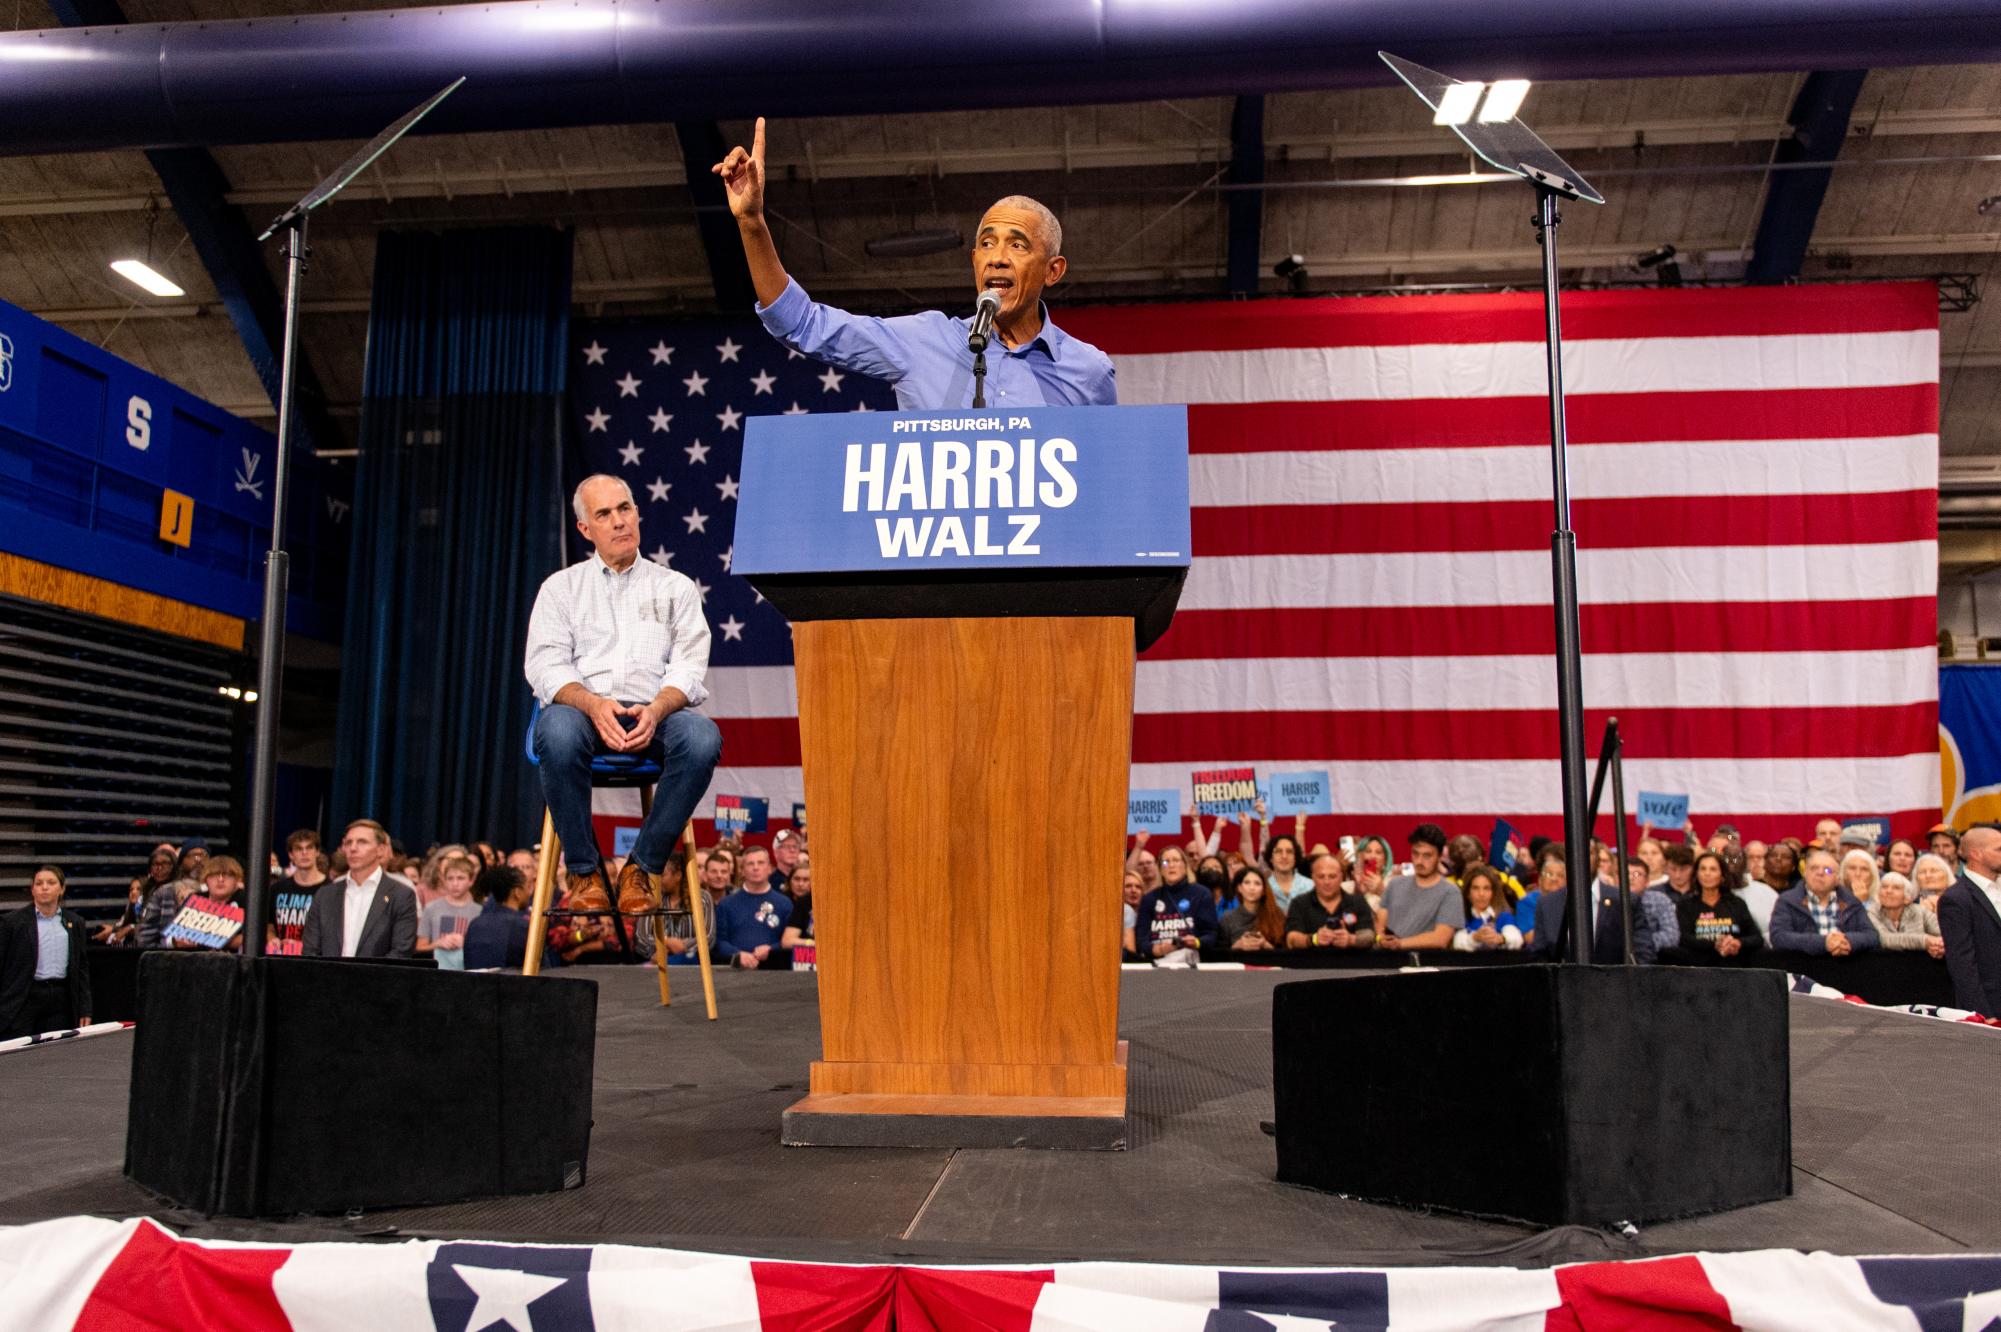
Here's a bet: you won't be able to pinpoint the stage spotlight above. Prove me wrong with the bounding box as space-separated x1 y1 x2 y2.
1273 253 1310 294
1635 244 1683 287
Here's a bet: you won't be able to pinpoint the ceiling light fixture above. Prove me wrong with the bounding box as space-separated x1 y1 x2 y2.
110 259 184 297
1432 82 1484 127
1477 79 1532 123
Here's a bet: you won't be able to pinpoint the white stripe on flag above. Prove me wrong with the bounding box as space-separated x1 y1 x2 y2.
1135 649 1940 714
1115 329 1939 405
705 666 800 719
273 1236 441 1332
1179 542 1939 610
587 1243 763 1331
1695 1250 1928 1332
0 1216 141 1332
1126 753 1942 814
1191 436 1938 507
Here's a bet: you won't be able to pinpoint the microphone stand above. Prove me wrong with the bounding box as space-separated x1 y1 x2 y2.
972 349 988 409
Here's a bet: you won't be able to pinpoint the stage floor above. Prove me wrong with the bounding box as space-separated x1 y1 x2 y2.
4 970 1996 1266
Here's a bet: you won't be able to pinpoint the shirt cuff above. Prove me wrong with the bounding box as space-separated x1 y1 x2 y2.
660 669 709 711
755 277 811 343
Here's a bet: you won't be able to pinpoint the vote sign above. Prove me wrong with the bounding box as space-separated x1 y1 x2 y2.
733 405 1191 575
1636 791 1691 830
714 794 769 835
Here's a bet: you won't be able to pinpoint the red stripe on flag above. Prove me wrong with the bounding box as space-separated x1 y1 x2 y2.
749 1260 897 1332
1186 385 1939 453
1193 491 1938 556
1546 1254 1738 1331
1143 598 1940 659
894 1268 1056 1332
1135 703 1938 763
717 716 805 767
73 1219 291 1332
1062 281 1937 352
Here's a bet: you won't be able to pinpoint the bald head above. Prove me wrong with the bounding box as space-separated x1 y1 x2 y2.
1961 825 2001 877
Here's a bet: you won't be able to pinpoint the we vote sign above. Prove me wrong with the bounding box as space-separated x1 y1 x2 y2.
734 405 1190 574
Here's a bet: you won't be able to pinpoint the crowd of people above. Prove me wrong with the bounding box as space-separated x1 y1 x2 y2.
8 806 2001 1038
1121 806 2001 1015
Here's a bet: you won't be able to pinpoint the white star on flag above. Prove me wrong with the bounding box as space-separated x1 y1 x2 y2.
683 370 709 397
720 615 745 641
818 366 845 393
648 340 674 365
716 337 742 362
615 372 641 397
584 407 610 432
683 507 709 534
618 440 643 466
853 402 874 412
694 578 711 602
717 474 740 501
749 369 777 395
783 401 808 416
646 476 671 502
648 407 673 433
718 543 733 570
717 405 743 431
649 545 673 566
581 341 607 365
684 439 710 465
786 347 803 359
452 1263 567 1332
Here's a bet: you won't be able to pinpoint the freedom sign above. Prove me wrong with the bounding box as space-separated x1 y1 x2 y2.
733 405 1190 575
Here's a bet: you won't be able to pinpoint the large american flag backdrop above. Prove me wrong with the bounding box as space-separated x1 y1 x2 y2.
570 281 1939 848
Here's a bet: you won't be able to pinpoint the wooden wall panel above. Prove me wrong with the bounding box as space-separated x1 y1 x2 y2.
0 552 245 651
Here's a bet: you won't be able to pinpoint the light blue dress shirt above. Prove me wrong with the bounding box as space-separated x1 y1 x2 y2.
34 910 67 980
756 278 1117 411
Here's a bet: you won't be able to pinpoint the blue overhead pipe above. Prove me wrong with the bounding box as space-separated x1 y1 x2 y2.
1 0 1997 156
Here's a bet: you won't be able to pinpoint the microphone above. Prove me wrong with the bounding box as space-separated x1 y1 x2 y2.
967 288 1002 354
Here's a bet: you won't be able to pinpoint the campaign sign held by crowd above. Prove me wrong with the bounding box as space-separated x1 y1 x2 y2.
791 802 807 829
733 405 1190 574
1636 790 1691 830
1128 789 1181 835
1192 767 1258 817
1842 817 1891 847
715 794 769 835
164 898 244 949
1270 771 1333 816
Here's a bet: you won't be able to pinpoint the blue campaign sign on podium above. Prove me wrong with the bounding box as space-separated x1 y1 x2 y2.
733 405 1190 575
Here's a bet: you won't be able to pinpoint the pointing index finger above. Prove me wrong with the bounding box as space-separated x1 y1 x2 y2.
751 116 766 165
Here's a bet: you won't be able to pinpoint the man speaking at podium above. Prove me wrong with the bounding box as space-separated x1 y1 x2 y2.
714 118 1117 410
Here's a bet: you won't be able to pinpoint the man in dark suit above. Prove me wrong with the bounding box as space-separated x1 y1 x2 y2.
1524 852 1640 964
1 865 93 1038
301 818 417 959
1939 823 2001 1018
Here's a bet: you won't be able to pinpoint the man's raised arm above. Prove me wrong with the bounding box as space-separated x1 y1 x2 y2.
713 117 789 308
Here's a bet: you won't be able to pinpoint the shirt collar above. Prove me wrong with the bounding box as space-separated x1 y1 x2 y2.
972 301 1066 360
1968 868 1997 893
349 866 382 894
591 550 641 579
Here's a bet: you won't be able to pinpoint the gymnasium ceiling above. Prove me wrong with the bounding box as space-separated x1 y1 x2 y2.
2 0 1997 478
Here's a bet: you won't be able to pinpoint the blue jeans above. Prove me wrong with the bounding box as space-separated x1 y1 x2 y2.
533 703 723 876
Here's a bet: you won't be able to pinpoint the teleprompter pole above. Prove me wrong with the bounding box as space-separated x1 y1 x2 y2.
241 216 308 959
1535 187 1595 966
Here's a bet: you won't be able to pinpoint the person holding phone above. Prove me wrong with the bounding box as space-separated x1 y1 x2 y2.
1284 852 1376 951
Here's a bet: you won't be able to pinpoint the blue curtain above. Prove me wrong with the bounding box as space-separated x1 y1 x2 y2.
331 227 573 852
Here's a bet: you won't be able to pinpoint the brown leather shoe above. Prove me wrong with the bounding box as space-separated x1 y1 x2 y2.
566 866 612 913
616 861 660 914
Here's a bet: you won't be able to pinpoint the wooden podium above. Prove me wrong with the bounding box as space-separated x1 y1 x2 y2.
735 404 1188 1148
